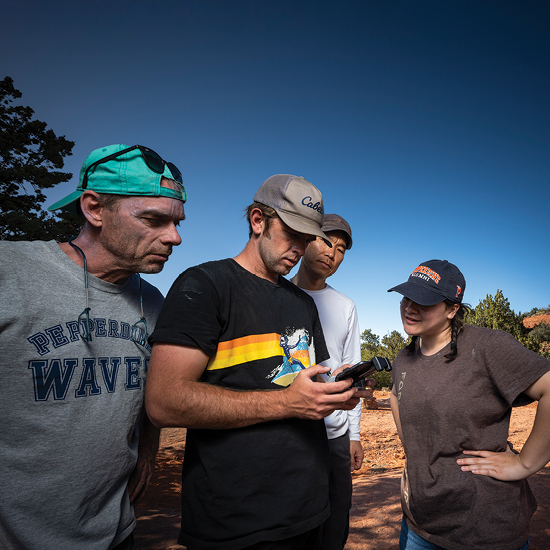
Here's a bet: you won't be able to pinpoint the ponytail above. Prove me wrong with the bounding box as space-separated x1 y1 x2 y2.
443 301 470 361
405 335 419 353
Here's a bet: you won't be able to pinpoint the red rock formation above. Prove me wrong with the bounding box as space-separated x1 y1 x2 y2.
523 314 550 329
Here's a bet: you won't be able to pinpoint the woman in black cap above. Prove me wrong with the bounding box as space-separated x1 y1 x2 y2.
387 260 550 550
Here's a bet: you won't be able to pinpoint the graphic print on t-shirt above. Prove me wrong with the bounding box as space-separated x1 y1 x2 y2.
397 371 406 403
206 328 313 387
269 328 311 386
25 317 151 401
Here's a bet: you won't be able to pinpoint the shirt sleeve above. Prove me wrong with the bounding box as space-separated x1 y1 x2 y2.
149 267 222 357
310 299 330 366
482 328 550 407
345 303 362 440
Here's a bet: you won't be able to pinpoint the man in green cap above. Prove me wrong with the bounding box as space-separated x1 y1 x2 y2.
0 144 186 550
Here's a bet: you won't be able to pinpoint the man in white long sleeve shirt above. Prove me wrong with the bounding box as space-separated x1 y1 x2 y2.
291 213 363 550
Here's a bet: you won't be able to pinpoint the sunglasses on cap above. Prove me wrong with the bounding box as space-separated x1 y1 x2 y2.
82 144 187 200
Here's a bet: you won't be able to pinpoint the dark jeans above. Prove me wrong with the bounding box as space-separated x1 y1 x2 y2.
320 432 352 550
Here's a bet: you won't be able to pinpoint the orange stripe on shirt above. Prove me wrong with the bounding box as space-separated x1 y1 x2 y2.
207 333 284 371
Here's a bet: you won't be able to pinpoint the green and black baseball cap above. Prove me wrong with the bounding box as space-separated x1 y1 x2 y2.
48 144 187 212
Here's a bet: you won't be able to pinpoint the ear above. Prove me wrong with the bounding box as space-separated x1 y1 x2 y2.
249 208 265 237
79 191 104 228
447 303 460 320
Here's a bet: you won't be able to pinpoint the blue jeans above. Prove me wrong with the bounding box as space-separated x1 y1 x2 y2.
399 517 529 550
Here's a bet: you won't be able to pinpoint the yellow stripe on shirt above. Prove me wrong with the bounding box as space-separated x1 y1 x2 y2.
207 333 284 371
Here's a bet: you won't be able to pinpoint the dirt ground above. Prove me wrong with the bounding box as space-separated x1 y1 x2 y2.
134 391 550 549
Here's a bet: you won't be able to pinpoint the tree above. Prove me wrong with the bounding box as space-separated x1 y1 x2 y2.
360 328 381 361
466 289 523 339
361 328 407 389
361 328 407 363
527 323 550 359
466 290 550 356
380 330 407 361
0 76 78 240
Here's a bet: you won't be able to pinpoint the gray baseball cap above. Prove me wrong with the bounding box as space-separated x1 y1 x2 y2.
254 174 331 245
322 214 353 249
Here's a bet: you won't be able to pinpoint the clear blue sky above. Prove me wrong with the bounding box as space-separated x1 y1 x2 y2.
2 0 549 338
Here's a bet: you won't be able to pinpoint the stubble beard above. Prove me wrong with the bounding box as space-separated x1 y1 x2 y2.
258 238 293 277
100 235 169 276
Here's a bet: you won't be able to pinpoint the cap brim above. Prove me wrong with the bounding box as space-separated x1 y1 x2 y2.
48 191 83 212
277 210 332 247
387 281 447 306
321 223 352 249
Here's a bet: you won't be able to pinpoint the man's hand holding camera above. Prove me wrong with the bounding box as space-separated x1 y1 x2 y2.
283 363 374 421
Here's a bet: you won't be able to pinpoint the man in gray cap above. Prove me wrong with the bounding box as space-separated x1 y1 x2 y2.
0 144 186 550
146 175 368 550
292 214 363 550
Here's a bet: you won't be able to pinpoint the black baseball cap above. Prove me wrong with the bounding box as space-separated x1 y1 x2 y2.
387 260 466 306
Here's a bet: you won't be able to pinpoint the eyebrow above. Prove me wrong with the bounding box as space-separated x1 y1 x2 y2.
138 207 185 222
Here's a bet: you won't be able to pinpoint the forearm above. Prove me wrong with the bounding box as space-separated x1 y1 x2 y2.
149 378 363 429
128 408 161 504
517 393 550 474
147 379 294 429
347 400 362 440
138 408 160 454
457 371 550 481
145 344 288 429
146 344 363 429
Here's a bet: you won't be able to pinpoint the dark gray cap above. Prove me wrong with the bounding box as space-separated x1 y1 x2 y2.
322 214 353 249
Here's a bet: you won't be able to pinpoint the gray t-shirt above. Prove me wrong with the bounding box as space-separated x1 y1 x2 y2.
0 240 164 550
392 324 550 550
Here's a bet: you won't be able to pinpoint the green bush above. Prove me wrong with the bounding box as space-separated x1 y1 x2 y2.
373 369 393 390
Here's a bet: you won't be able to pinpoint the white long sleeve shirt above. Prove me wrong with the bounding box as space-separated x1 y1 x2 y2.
299 284 362 440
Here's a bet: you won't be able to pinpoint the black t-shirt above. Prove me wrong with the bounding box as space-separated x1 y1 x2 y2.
150 259 331 549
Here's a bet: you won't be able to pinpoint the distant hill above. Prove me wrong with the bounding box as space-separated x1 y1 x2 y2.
523 314 550 329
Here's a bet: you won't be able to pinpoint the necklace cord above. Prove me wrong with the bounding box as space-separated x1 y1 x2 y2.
69 237 89 310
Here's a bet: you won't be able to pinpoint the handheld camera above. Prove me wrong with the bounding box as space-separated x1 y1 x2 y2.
327 357 392 390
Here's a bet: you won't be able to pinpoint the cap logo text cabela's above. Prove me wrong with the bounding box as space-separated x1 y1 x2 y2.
411 265 441 284
301 196 323 215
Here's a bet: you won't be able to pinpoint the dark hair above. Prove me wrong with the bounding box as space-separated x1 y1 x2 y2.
443 301 470 360
245 202 278 238
405 301 471 362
